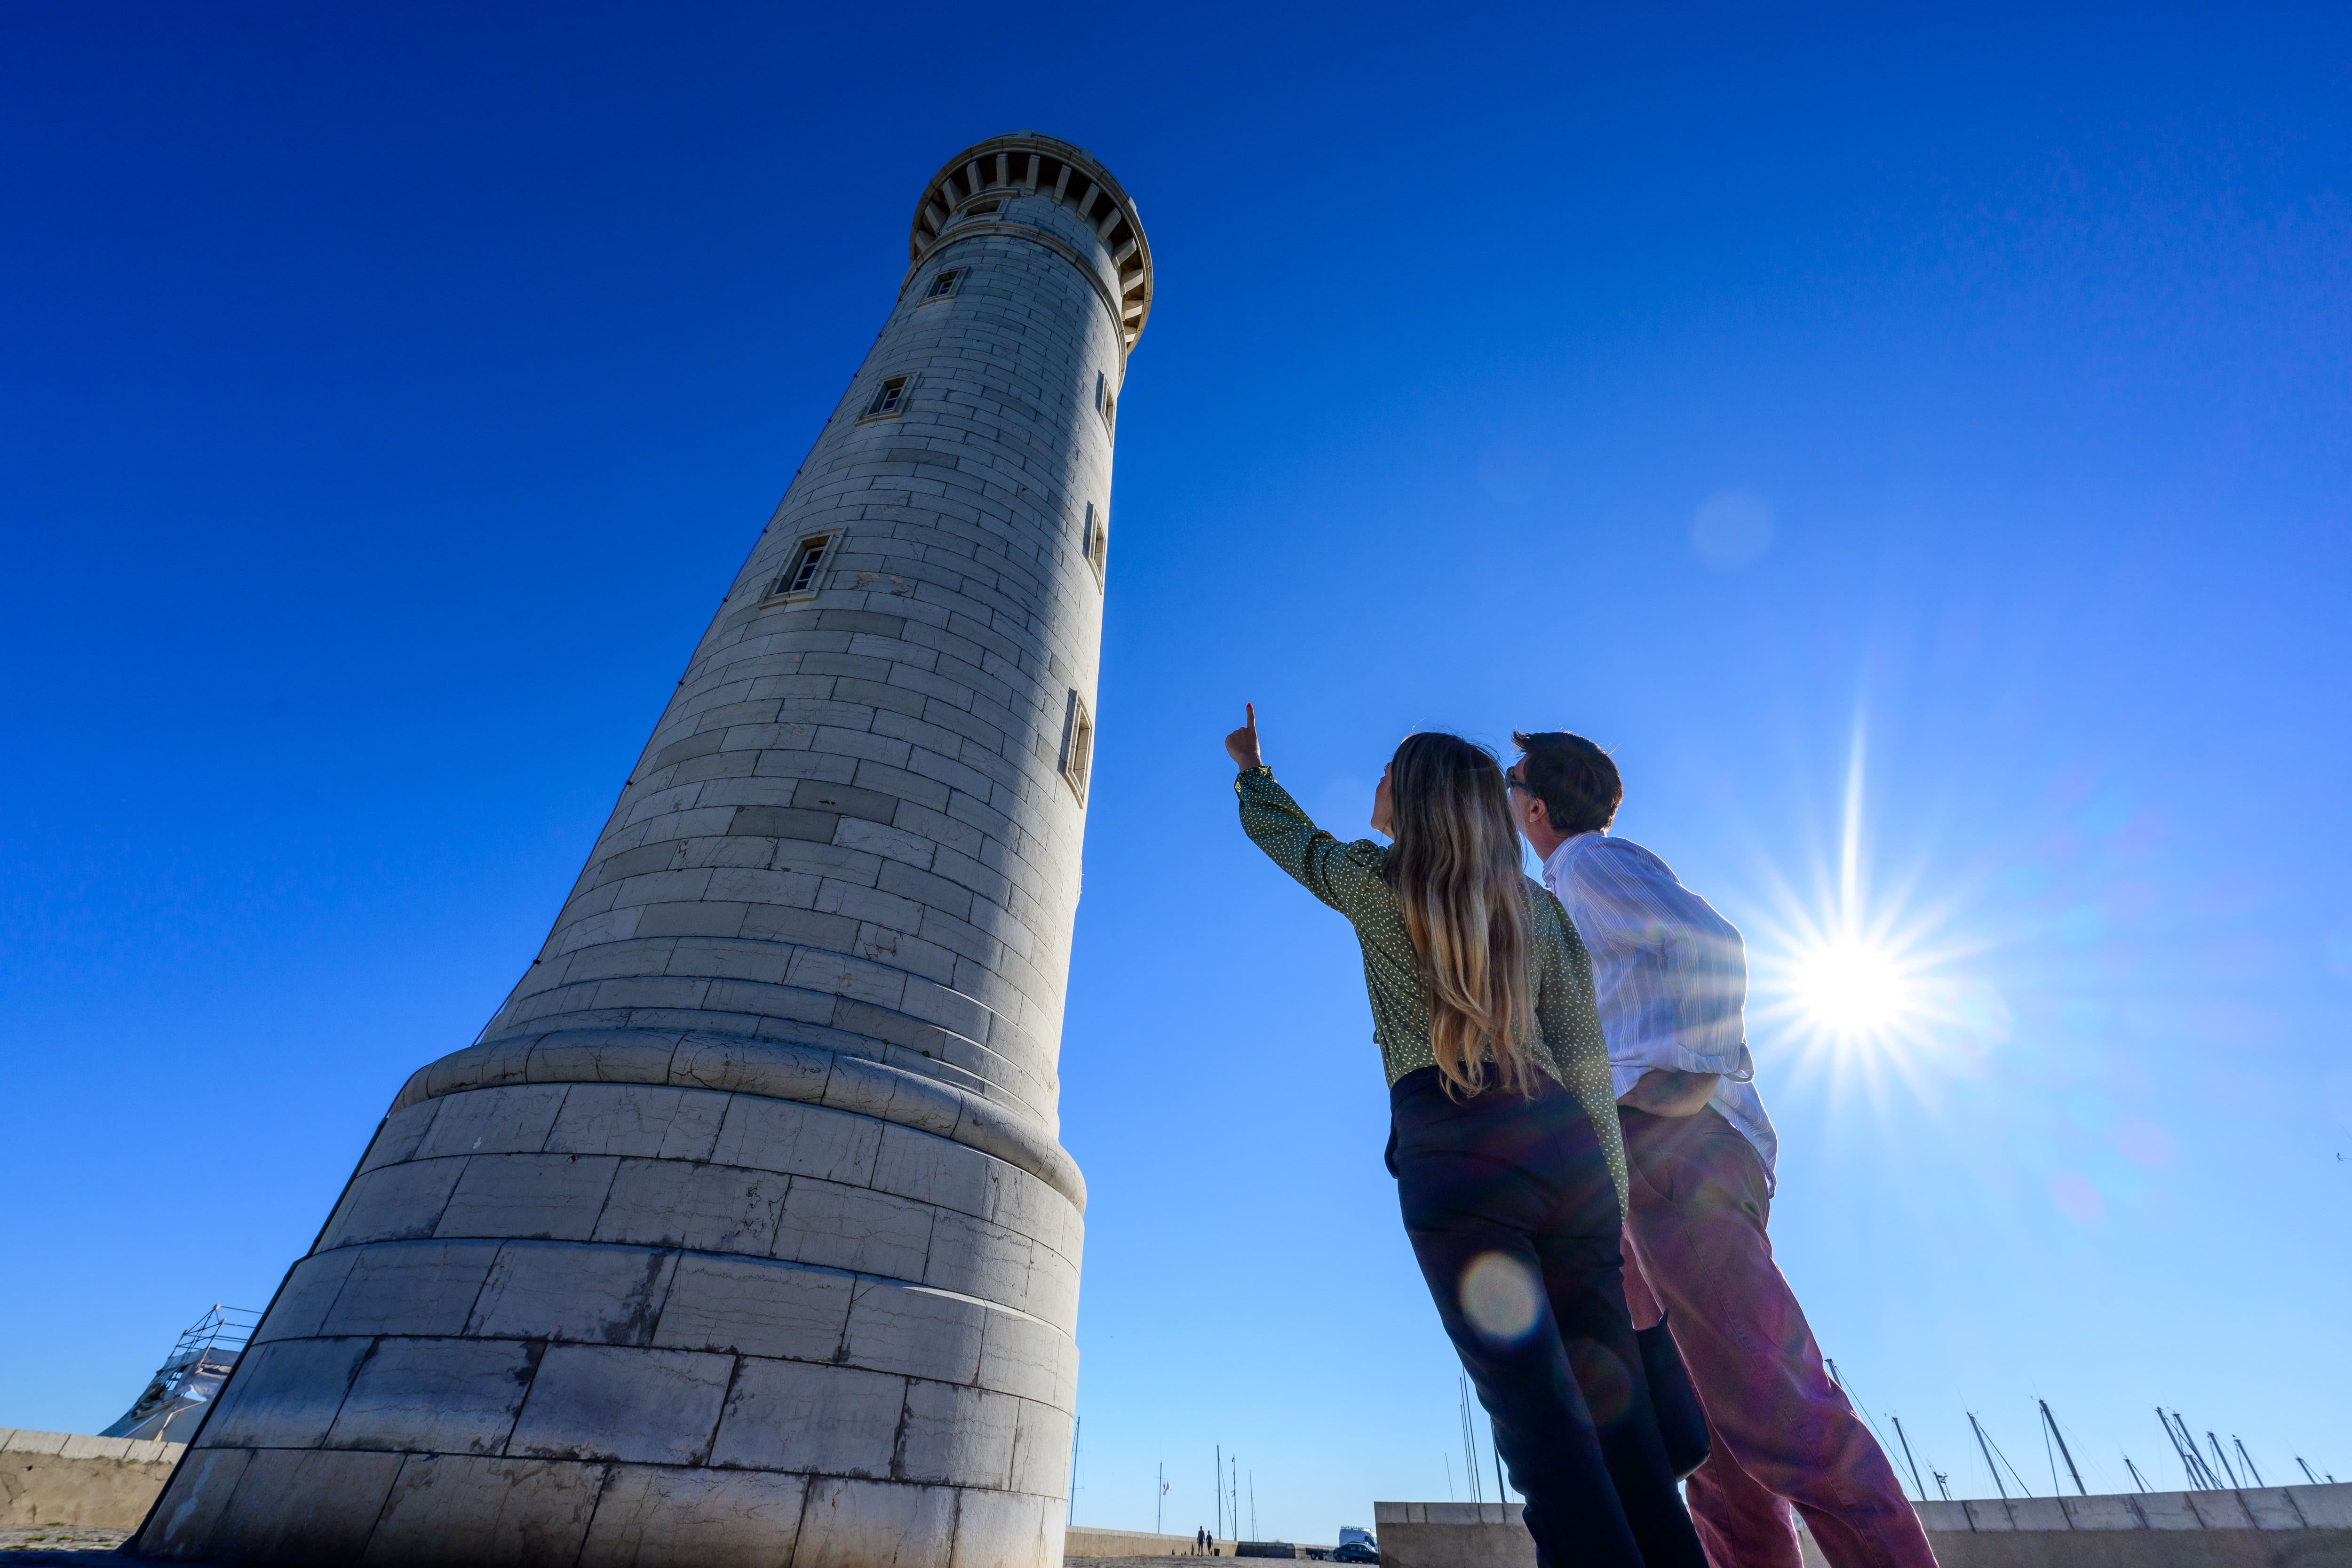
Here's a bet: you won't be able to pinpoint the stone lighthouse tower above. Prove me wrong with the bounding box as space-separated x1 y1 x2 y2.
133 132 1150 1568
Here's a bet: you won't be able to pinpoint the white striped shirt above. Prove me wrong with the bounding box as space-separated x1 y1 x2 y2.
1540 832 1780 1187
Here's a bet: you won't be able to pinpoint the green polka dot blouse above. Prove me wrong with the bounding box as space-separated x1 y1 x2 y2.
1234 765 1629 1218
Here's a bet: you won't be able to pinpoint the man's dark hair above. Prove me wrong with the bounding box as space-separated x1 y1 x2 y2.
1511 730 1623 836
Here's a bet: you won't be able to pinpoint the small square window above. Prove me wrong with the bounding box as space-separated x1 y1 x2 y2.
862 376 909 419
1081 502 1106 585
926 269 963 299
771 533 836 599
1058 690 1095 804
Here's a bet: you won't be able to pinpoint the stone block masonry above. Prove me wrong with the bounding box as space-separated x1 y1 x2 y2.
131 132 1152 1568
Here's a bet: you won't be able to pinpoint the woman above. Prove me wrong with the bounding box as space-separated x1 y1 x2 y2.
1226 705 1706 1568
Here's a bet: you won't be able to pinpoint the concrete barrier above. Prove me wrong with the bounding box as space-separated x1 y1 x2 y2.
1897 1486 2352 1568
1 1429 184 1530
1065 1524 1238 1557
1378 1485 2352 1568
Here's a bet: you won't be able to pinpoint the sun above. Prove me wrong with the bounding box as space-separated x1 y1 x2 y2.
1790 937 1913 1038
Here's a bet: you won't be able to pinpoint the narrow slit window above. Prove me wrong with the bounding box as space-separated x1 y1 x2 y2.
1081 502 1106 583
773 534 834 598
1103 394 1115 433
1059 690 1095 803
1094 371 1105 411
926 269 963 299
863 376 909 418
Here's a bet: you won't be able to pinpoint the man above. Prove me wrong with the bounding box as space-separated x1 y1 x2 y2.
1507 731 1935 1568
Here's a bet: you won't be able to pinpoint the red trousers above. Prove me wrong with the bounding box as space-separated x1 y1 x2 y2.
1618 1107 1937 1568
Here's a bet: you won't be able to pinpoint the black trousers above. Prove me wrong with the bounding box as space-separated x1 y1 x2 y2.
1389 1067 1708 1568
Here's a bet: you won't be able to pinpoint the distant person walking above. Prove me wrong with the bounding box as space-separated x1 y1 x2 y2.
1506 731 1936 1568
1227 706 1706 1568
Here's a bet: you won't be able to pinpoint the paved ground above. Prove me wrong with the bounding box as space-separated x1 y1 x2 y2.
0 1539 1262 1564
0 1526 127 1561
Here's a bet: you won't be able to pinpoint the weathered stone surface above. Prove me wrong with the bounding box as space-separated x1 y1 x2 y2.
898 1381 1019 1488
315 1158 464 1249
794 1477 958 1568
775 1175 938 1278
210 1448 405 1564
842 1278 990 1385
980 1309 1078 1408
193 1337 373 1450
418 1083 570 1159
319 1239 503 1337
1009 1399 1075 1495
326 1337 542 1454
135 1446 250 1557
436 1152 621 1240
577 1465 807 1568
363 1454 606 1565
591 1157 790 1252
250 1247 362 1342
466 1240 678 1345
508 1345 734 1466
650 1252 854 1361
949 1488 1055 1568
712 1094 883 1184
546 1083 729 1159
707 1359 903 1477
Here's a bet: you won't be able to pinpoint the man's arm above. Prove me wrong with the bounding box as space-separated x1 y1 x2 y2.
1619 1067 1720 1116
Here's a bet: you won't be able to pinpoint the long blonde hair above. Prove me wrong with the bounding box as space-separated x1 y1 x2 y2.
1382 732 1539 1098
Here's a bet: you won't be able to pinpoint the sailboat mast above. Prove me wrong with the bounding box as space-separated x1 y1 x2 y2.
1969 1414 2006 1500
1889 1416 1928 1502
2039 1401 2087 1496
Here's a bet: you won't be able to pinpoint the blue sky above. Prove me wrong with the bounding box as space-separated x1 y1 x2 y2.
4 0 2349 1539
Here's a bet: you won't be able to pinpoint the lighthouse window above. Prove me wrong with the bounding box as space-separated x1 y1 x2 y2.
1082 502 1106 585
862 376 909 419
1059 690 1095 804
1094 371 1105 411
926 269 963 299
771 533 837 600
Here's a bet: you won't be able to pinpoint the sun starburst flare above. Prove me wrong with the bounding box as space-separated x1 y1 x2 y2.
1741 718 2008 1098
1791 937 1915 1037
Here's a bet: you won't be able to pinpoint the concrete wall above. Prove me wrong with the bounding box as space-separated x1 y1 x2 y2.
1 1430 183 1529
1377 1487 2352 1568
1900 1485 2352 1568
129 132 1152 1568
1064 1525 1232 1557
1372 1504 1532 1568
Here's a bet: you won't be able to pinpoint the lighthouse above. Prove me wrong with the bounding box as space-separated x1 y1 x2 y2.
135 132 1149 1568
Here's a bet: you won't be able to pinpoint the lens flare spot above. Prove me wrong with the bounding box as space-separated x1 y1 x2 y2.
1459 1252 1542 1343
2326 918 2352 978
1691 488 1775 569
2113 1118 2177 1170
1570 1343 1636 1425
2048 1169 2106 1226
1792 939 1911 1037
